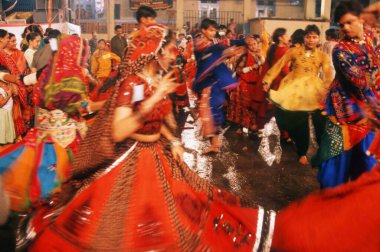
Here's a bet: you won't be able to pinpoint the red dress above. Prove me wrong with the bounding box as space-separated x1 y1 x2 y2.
272 164 380 251
30 75 263 251
0 48 27 136
253 45 289 129
227 52 261 130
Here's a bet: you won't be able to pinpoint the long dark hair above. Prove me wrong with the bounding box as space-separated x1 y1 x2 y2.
267 28 286 66
291 29 305 47
0 29 8 38
26 32 41 43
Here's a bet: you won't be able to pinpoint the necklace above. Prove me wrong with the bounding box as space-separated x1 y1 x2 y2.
350 33 366 45
137 71 162 92
305 49 314 58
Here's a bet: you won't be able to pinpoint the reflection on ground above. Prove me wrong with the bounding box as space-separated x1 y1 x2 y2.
180 111 319 211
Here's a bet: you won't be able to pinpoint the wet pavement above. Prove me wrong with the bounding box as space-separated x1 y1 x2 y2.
181 113 320 211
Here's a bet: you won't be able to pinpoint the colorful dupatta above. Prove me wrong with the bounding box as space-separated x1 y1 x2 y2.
33 36 89 117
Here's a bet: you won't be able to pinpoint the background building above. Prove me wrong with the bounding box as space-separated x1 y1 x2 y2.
0 0 377 39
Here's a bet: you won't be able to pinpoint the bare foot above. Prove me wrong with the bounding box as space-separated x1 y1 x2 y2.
298 156 309 165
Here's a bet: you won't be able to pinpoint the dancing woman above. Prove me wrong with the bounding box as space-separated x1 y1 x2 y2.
0 36 102 212
29 24 263 252
227 36 264 133
253 28 290 130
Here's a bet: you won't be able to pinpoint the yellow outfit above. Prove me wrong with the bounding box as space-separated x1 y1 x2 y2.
260 25 270 57
90 50 121 78
263 45 333 111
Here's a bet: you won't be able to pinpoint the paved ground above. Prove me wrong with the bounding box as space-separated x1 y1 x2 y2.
181 116 320 211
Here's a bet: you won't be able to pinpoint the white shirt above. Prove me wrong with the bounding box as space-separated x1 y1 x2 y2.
24 48 37 68
0 87 13 111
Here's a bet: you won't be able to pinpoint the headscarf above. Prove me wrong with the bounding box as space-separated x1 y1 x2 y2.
119 23 168 75
33 35 89 116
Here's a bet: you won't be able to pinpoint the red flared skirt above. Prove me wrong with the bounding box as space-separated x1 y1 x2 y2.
30 140 264 251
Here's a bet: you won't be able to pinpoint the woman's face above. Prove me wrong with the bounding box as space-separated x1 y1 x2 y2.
279 33 289 45
0 33 9 49
6 36 17 50
30 35 41 49
98 41 106 50
158 40 177 70
247 39 259 52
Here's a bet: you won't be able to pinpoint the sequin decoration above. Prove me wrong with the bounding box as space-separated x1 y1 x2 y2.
212 213 254 249
325 121 344 158
258 117 282 166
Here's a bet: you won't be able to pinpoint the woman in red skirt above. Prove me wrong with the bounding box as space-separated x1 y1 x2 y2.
227 36 264 134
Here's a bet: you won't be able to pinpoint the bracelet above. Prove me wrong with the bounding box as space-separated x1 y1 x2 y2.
170 137 183 148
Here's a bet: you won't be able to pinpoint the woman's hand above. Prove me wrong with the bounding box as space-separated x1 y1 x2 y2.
139 72 179 117
171 145 184 162
155 70 179 97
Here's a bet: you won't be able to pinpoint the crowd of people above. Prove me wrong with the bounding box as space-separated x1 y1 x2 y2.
0 0 379 251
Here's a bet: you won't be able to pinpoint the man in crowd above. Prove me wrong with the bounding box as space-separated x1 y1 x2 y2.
89 31 98 55
111 25 127 59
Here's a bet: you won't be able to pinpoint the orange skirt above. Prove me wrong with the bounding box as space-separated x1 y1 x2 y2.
30 140 262 251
